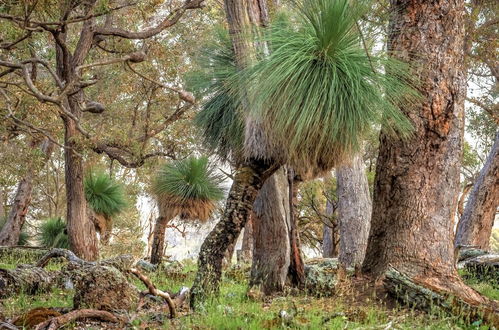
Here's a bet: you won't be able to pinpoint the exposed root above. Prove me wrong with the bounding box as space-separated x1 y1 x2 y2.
34 309 121 330
130 267 177 318
384 267 499 327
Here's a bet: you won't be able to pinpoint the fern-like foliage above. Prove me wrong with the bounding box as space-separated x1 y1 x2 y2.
84 171 127 217
39 217 69 249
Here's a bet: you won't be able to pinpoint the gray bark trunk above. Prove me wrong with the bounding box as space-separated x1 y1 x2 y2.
455 131 499 250
237 216 253 263
0 139 53 246
337 154 371 268
250 168 290 295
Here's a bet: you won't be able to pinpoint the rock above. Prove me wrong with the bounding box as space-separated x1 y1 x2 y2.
72 265 138 312
304 258 340 296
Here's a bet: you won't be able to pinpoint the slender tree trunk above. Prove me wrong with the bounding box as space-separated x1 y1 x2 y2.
191 163 272 307
250 168 290 294
64 118 98 261
337 154 371 268
287 172 305 287
150 216 170 264
237 215 253 263
456 131 499 250
363 0 490 309
322 199 339 258
0 139 53 246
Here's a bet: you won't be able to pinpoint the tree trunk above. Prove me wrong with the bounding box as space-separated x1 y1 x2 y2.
0 139 53 246
237 215 253 263
191 0 274 307
287 172 305 287
250 168 290 295
337 154 371 268
362 0 495 317
191 163 272 307
455 131 499 250
150 216 169 265
64 119 98 261
322 199 339 258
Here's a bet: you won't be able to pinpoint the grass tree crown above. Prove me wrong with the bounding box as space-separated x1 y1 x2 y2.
84 172 127 218
193 0 419 175
153 156 225 221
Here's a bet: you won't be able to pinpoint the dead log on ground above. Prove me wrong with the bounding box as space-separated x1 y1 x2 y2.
34 309 122 330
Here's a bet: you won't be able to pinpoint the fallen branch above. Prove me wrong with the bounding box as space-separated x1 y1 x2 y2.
34 309 121 330
36 248 87 268
130 267 177 318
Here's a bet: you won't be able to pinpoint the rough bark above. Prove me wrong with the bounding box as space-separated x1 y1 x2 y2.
337 154 371 268
64 118 98 261
455 131 499 250
287 172 305 287
190 162 273 307
363 0 496 319
250 168 290 295
0 139 53 246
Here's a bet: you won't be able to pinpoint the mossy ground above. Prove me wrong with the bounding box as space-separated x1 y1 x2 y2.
0 255 497 329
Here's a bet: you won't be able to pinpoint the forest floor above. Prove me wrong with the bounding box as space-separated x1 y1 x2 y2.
0 253 498 329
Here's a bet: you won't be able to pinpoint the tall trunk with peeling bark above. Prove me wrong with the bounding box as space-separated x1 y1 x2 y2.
362 0 489 306
337 154 371 268
0 139 53 246
250 168 290 294
455 131 499 250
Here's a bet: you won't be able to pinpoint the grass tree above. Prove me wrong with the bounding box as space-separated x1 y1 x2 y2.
150 156 225 264
191 0 418 307
39 217 69 249
84 172 127 245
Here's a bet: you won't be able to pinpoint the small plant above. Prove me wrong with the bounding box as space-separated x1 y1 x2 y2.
39 217 69 249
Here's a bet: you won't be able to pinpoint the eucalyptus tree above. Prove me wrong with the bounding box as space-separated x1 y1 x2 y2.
362 0 498 319
0 0 204 259
191 0 417 306
150 156 224 264
84 171 127 245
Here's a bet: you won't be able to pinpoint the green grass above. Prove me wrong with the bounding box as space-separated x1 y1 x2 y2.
1 257 497 329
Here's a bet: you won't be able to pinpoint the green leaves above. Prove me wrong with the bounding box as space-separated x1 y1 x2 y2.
39 217 69 249
153 156 225 204
244 0 417 170
194 0 419 173
84 172 127 217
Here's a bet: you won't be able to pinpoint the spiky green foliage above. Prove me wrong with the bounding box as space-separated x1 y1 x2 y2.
153 156 225 204
242 0 417 169
84 172 127 217
39 217 69 249
190 29 244 163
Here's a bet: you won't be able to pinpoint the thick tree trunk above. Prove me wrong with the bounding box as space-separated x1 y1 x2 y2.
455 131 499 250
0 139 53 246
64 119 98 261
190 163 272 307
337 154 371 268
363 0 495 318
322 199 339 258
250 168 290 295
288 172 305 287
